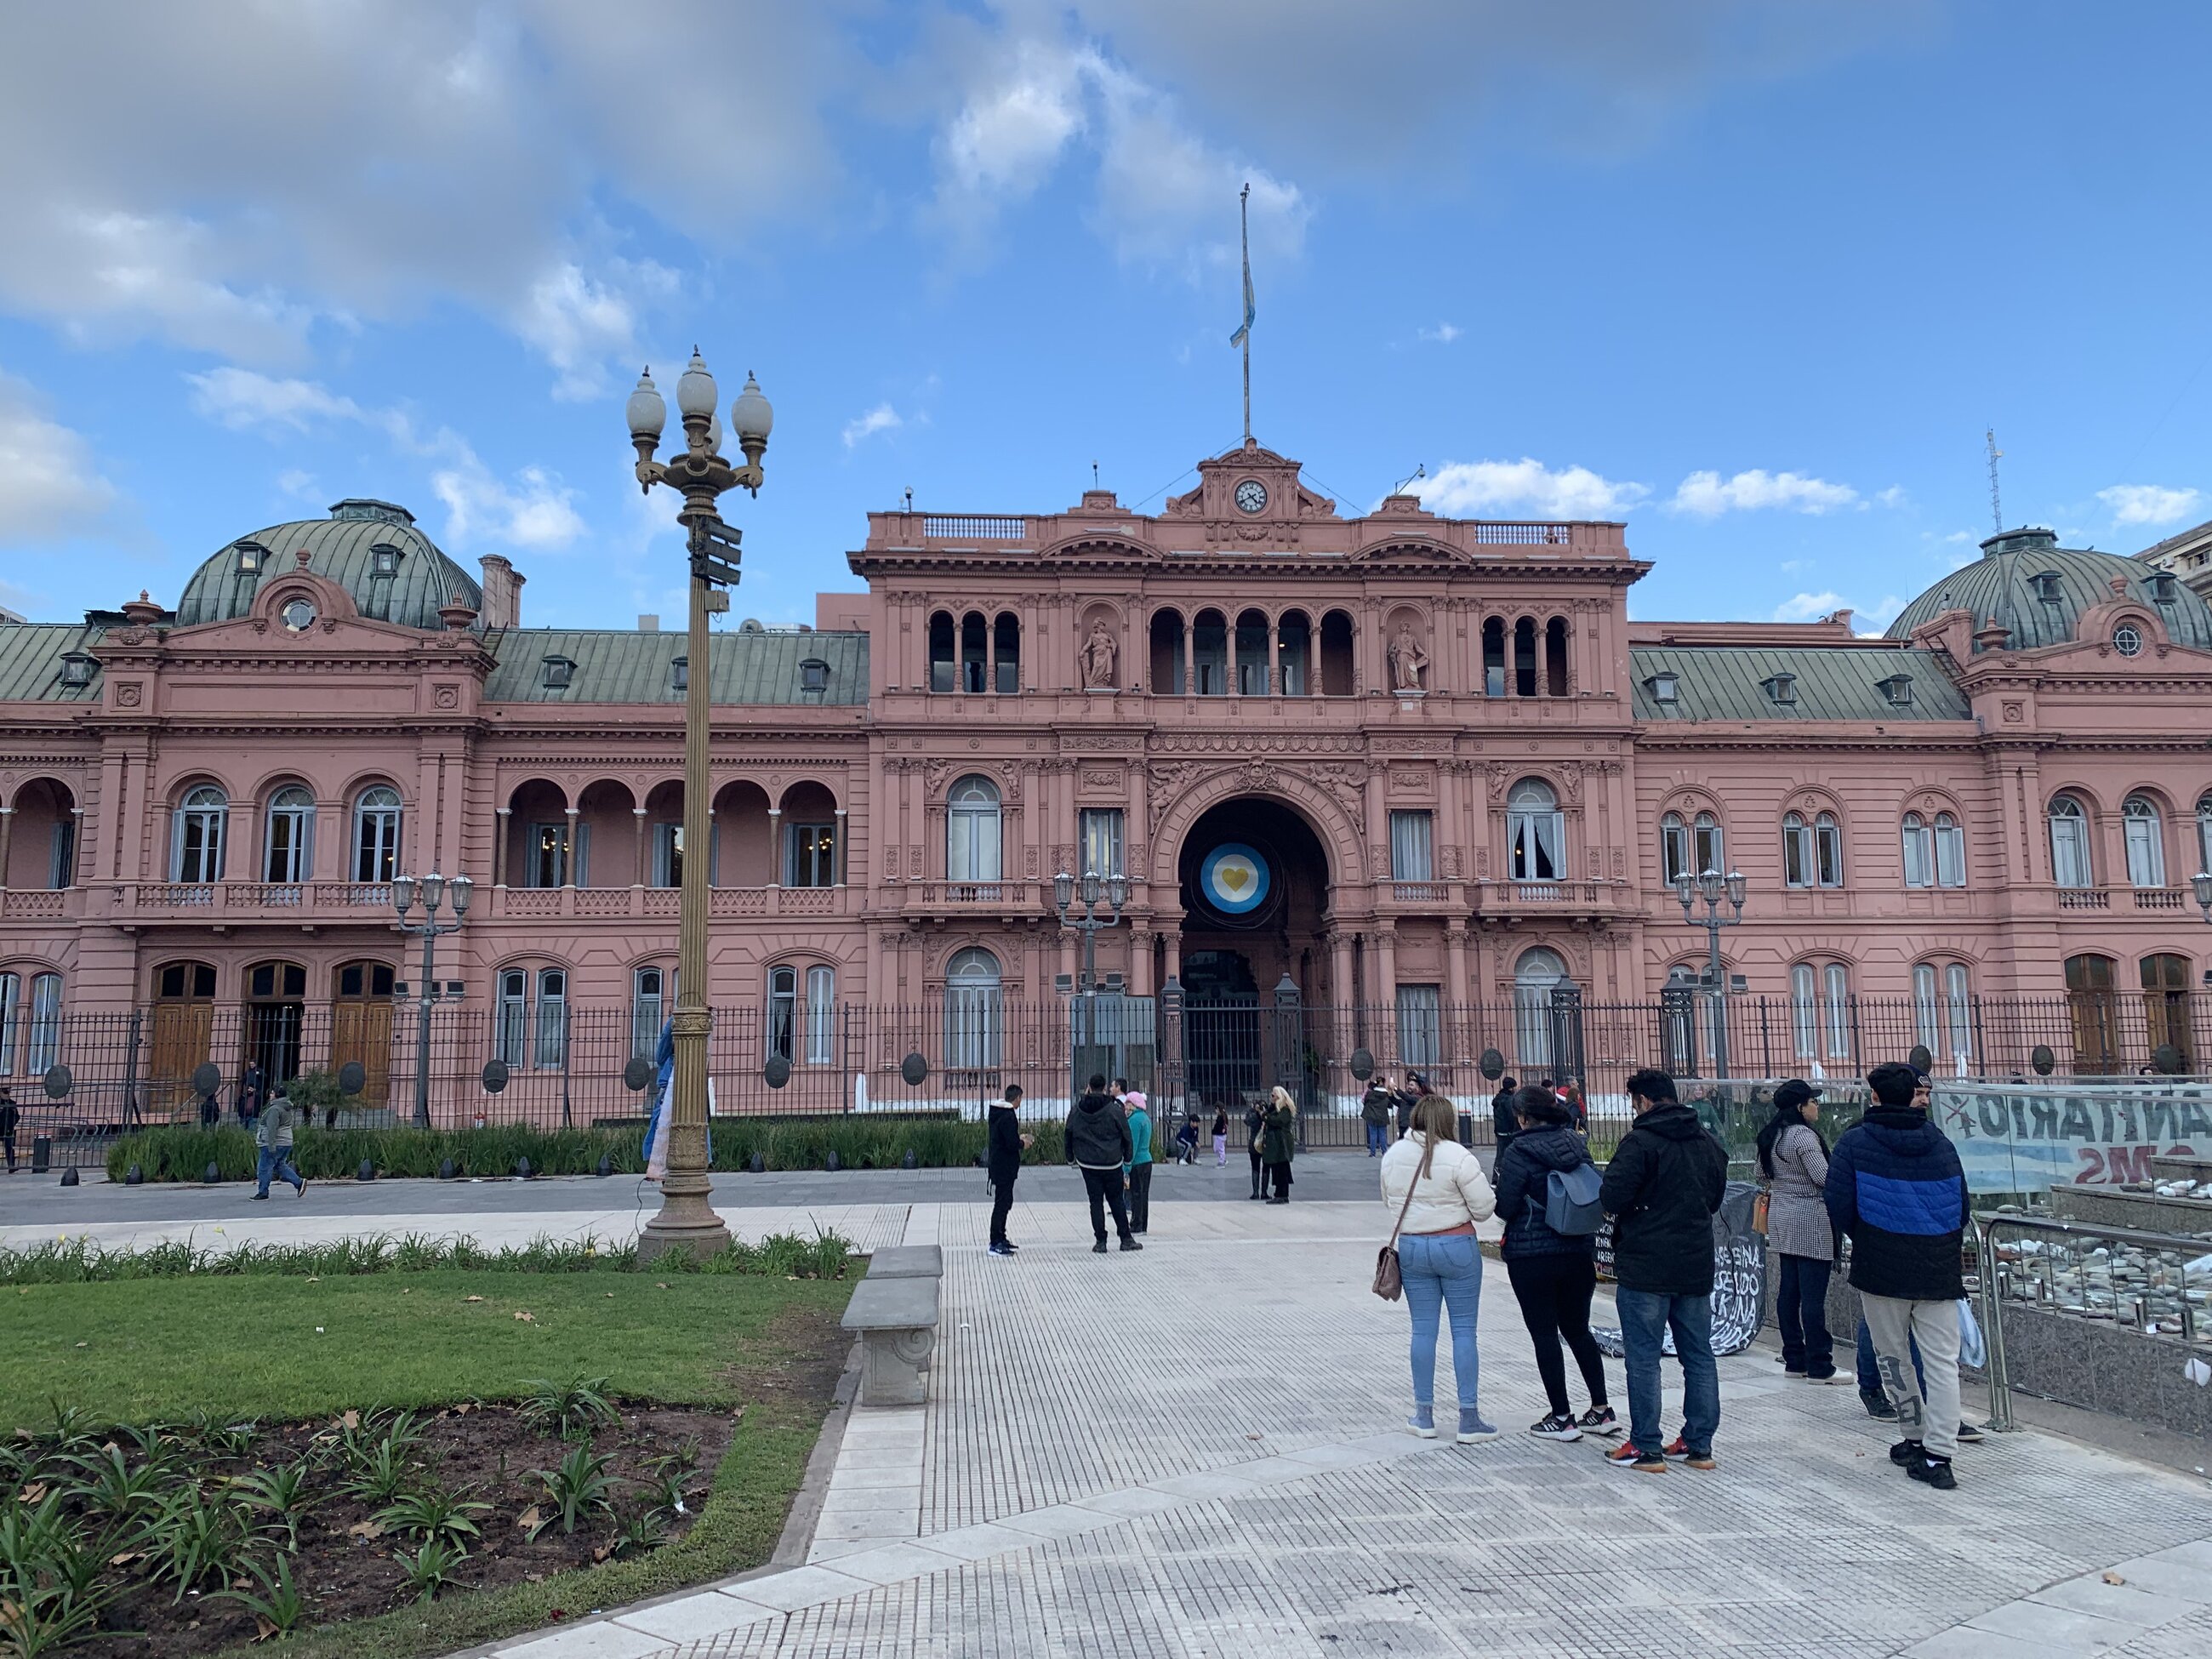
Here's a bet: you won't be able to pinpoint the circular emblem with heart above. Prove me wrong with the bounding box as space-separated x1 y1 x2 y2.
1200 842 1270 914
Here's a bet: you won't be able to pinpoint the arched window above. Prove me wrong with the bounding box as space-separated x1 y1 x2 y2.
26 972 61 1072
1660 812 1689 885
2049 795 2092 888
944 948 1002 1069
1815 812 1844 887
1785 811 1842 888
1234 608 1271 694
1506 778 1563 882
1694 812 1724 877
1782 813 1810 888
1789 961 1852 1063
173 785 228 883
0 972 17 1075
1511 947 1566 1070
265 787 314 884
767 964 798 1063
534 968 568 1069
1481 616 1507 697
1790 964 1818 1058
1934 812 1965 888
1901 812 1932 888
1544 616 1570 696
631 966 665 1060
1513 618 1538 698
2065 953 2118 1073
807 966 836 1064
927 611 955 693
497 969 529 1068
946 775 1002 882
960 612 988 693
1912 962 1974 1071
2142 953 2193 1071
993 613 1020 693
2123 795 2165 888
353 786 402 884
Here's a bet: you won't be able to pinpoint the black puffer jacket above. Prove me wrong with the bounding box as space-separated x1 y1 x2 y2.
1065 1091 1132 1169
1492 1126 1595 1261
1598 1102 1728 1295
985 1103 1023 1184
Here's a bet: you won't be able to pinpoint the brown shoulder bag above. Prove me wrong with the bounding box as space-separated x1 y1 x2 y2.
1372 1154 1423 1301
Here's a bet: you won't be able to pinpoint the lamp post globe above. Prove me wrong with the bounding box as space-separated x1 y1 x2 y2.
675 350 717 419
448 873 474 917
626 369 666 442
419 871 446 913
391 872 417 916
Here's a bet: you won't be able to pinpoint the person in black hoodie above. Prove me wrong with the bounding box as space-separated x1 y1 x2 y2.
1492 1085 1616 1442
1489 1075 1521 1151
1598 1067 1728 1473
985 1084 1034 1257
1827 1061 1970 1490
1066 1073 1141 1253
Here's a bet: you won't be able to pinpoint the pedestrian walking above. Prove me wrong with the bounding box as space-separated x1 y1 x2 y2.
1759 1080 1838 1382
1827 1062 1970 1491
0 1085 19 1174
1361 1072 1395 1156
1491 1084 1616 1440
1211 1103 1229 1166
1258 1085 1297 1203
1244 1094 1268 1200
1120 1078 1154 1234
1598 1067 1727 1473
1067 1073 1141 1253
985 1083 1034 1257
251 1085 306 1200
1381 1092 1499 1442
1490 1074 1521 1151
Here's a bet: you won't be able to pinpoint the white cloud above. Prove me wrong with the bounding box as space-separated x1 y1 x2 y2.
0 368 123 545
433 460 584 551
515 259 676 402
275 468 322 504
841 403 904 448
1670 469 1859 516
186 368 363 433
1418 322 1463 344
1412 458 1649 519
1775 590 1904 631
1875 485 1907 508
2097 483 2203 527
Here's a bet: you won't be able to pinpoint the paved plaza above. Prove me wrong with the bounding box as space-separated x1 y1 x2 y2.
13 1161 2212 1659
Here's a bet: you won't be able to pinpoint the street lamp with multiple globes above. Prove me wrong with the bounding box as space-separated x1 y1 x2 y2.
625 350 773 1258
1675 866 1747 1079
391 871 471 1129
1053 867 1129 1058
2192 869 2212 924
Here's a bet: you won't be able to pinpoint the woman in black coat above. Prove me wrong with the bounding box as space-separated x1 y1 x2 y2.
1243 1095 1268 1200
1491 1085 1615 1441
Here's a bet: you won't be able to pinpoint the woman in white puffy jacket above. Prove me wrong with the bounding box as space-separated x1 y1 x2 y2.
1380 1093 1499 1444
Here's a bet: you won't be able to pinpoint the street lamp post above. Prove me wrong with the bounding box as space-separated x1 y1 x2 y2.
626 351 773 1260
391 871 471 1129
1675 867 1747 1079
2192 869 2212 924
1054 867 1129 1068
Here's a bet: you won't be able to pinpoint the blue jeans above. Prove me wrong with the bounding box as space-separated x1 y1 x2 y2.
1856 1317 1924 1395
1365 1120 1388 1154
1400 1232 1483 1412
1616 1287 1720 1455
255 1144 303 1197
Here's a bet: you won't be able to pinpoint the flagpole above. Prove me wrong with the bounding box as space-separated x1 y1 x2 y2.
1240 183 1251 444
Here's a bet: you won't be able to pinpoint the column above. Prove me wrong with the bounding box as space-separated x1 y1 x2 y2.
1445 925 1470 1014
1374 925 1400 1039
834 807 848 886
562 806 579 888
632 807 648 887
0 804 13 888
1130 926 1154 996
1268 620 1280 696
71 807 85 887
1183 618 1195 695
1162 928 1183 986
1364 770 1388 884
1331 932 1355 1012
767 807 782 887
1307 624 1320 698
1127 766 1149 893
493 806 510 887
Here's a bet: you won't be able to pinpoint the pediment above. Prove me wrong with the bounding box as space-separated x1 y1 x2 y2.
1037 532 1163 565
1351 535 1472 566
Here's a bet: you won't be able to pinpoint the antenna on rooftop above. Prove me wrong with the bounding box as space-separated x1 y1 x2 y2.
1092 460 1099 489
1986 429 2004 533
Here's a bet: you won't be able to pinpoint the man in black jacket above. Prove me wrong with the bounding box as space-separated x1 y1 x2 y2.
1490 1075 1521 1152
1066 1073 1141 1253
986 1085 1034 1257
1598 1066 1729 1473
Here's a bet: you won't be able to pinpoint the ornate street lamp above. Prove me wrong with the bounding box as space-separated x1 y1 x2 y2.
626 351 773 1258
2192 869 2212 923
1055 866 1129 1058
1676 867 1746 1079
391 871 471 1129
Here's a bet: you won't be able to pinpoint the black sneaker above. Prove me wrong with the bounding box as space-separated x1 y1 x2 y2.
988 1241 1014 1256
1530 1413 1582 1442
1119 1237 1143 1251
1908 1453 1957 1491
1861 1390 1898 1421
1577 1406 1621 1438
1954 1421 1983 1444
1889 1439 1922 1466
1092 1240 1108 1254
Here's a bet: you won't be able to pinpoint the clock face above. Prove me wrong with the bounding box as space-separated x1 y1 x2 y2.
1234 479 1268 515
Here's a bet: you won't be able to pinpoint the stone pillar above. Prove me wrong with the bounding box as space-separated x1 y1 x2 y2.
1183 618 1195 695
70 807 84 887
1130 926 1154 996
632 807 648 887
562 806 579 888
835 807 848 886
493 806 510 887
0 804 14 889
1162 927 1183 985
1268 620 1280 695
1445 925 1471 1013
767 807 783 887
1373 926 1399 1040
1331 932 1356 1011
1306 624 1320 697
1127 766 1149 893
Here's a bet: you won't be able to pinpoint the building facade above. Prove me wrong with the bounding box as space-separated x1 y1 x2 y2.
3 442 2211 1113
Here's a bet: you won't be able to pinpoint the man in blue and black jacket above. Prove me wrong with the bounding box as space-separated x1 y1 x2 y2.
1826 1061 1970 1491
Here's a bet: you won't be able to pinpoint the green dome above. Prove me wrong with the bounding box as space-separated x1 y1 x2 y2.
1885 527 2212 652
176 499 482 630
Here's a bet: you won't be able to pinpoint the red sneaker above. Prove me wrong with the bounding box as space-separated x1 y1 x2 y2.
1603 1441 1667 1474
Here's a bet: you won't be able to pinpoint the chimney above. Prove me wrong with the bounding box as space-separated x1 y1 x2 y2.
478 556 524 629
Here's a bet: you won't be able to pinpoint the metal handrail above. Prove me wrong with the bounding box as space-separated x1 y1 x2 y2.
1973 1208 2210 1431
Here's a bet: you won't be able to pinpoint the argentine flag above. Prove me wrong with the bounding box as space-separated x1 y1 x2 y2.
1229 257 1254 348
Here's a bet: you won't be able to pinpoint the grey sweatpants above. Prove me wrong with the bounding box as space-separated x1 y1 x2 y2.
1861 1292 1961 1460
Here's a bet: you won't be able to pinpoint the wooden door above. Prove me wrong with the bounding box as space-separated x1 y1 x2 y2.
2065 954 2118 1075
2141 954 2192 1072
149 961 216 1121
331 961 396 1109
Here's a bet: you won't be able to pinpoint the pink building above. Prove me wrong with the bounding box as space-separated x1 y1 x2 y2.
3 445 2209 1118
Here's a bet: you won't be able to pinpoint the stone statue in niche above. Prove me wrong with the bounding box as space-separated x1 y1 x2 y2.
1388 623 1429 693
1080 621 1118 689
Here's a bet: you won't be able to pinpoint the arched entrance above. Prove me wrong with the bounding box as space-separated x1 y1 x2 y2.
1172 796 1331 1110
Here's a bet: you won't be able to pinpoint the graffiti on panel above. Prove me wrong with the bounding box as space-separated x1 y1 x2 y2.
1930 1082 2212 1192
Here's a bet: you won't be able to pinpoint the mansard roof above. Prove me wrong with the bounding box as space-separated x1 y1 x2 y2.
484 627 868 705
0 622 107 701
178 500 483 631
1886 528 2212 651
1631 645 1968 722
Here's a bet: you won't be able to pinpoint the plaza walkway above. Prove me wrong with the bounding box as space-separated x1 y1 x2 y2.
12 1164 2211 1658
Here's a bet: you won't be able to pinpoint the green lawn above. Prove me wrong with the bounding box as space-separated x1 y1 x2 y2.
0 1271 851 1432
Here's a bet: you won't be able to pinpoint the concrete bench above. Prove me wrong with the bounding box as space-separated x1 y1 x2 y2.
841 1276 940 1406
862 1245 944 1280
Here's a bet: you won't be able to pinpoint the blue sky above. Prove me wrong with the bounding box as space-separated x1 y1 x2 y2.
1 1 2207 635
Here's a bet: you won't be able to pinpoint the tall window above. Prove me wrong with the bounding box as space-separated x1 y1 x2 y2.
1080 808 1125 880
806 966 835 1065
1395 984 1442 1065
173 785 227 882
1911 964 1974 1069
1388 811 1434 881
1783 813 1810 888
1784 811 1843 889
651 824 682 888
527 823 568 887
27 972 62 1072
784 821 837 887
1512 949 1565 1069
2198 791 2212 877
1693 812 1724 877
1823 962 1851 1060
534 968 568 1069
353 786 402 883
1789 964 1819 1058
497 970 528 1068
1661 812 1689 884
265 787 314 883
1816 813 1843 887
944 948 1002 1069
2142 953 2193 1070
0 972 17 1074
631 966 664 1060
48 815 75 889
2123 795 2165 887
1788 962 1851 1062
1943 962 1973 1069
1901 812 1932 889
946 776 1002 882
767 965 798 1063
1934 812 1965 887
2049 795 2092 887
1506 779 1563 882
